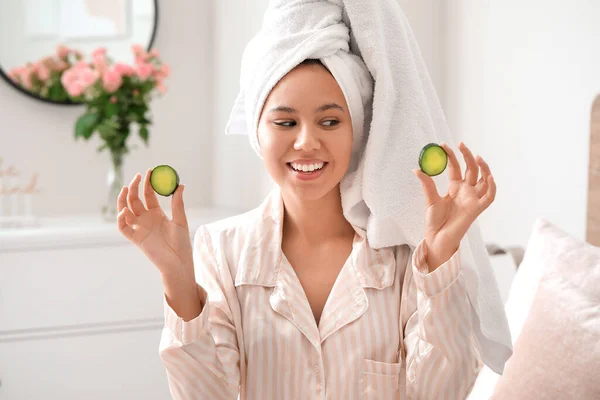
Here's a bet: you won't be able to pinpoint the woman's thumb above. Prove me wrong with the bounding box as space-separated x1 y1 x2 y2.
172 184 188 228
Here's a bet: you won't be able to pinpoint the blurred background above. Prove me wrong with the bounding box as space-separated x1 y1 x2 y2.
0 0 598 399
1 0 597 245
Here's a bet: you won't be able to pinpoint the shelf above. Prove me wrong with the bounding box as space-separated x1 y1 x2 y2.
0 206 241 252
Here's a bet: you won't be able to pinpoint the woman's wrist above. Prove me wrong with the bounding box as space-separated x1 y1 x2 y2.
424 239 459 272
161 264 203 322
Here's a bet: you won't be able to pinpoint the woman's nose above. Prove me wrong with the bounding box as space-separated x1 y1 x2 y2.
293 127 321 151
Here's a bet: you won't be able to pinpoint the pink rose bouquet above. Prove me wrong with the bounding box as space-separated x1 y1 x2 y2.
59 44 170 220
63 44 170 155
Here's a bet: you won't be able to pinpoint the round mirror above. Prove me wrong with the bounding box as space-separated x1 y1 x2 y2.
0 0 158 105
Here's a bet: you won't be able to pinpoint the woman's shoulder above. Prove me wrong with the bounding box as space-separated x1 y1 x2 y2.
195 206 263 245
191 200 276 284
194 190 281 249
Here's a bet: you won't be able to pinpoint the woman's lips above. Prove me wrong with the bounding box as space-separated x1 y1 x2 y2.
287 162 328 181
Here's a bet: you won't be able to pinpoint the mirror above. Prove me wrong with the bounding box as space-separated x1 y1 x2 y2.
0 0 158 105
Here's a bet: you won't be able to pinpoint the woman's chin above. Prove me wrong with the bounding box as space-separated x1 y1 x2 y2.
282 180 341 202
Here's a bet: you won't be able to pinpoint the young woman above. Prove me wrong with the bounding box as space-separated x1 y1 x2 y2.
117 59 495 399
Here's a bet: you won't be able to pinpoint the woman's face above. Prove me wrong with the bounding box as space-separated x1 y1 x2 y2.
258 63 353 202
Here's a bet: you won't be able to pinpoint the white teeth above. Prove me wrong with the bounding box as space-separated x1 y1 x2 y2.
291 162 324 172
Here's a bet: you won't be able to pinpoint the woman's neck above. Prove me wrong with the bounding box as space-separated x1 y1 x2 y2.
281 186 355 244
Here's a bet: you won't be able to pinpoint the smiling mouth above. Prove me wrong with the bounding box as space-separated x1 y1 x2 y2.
287 162 328 174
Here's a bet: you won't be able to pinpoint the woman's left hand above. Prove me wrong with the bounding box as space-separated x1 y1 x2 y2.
413 142 496 272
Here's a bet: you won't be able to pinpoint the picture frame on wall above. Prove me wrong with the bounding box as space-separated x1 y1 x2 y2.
59 0 129 40
25 0 130 40
25 0 60 38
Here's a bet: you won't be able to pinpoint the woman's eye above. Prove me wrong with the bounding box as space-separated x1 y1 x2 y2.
274 121 296 127
322 119 340 127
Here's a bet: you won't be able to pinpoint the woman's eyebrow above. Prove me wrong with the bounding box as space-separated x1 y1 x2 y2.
267 103 344 114
315 103 344 113
268 106 296 113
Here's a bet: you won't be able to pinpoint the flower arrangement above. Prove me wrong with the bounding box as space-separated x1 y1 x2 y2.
60 44 170 155
10 44 170 220
8 44 169 155
69 44 170 219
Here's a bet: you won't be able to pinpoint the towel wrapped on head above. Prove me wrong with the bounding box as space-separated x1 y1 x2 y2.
226 0 513 374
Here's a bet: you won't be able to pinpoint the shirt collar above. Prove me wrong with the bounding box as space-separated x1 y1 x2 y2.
234 188 396 290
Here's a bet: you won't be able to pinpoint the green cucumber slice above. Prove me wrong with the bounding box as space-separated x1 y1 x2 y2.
150 165 180 197
419 143 448 176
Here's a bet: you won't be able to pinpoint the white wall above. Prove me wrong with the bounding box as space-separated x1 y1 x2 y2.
442 0 600 247
0 0 214 217
211 0 272 210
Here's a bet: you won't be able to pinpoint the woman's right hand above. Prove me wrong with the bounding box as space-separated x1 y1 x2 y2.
117 169 194 279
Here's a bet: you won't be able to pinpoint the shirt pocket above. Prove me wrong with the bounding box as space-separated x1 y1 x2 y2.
361 358 403 400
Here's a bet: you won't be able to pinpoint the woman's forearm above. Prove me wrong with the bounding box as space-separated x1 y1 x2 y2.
161 266 203 322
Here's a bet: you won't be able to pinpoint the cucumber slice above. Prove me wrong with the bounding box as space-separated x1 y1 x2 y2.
419 143 448 176
150 165 180 197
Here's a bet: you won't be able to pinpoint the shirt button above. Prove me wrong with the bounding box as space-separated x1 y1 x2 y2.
313 364 320 373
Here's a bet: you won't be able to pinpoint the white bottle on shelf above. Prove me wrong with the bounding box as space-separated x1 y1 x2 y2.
0 175 11 228
0 175 5 221
11 176 21 218
0 166 40 229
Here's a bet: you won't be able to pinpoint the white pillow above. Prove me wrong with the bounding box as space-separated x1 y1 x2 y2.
491 217 600 398
467 217 571 399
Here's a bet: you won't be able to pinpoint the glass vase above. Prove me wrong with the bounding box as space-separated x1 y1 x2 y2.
102 148 125 222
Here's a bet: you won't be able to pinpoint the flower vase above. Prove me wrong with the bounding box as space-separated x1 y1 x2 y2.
102 149 125 222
